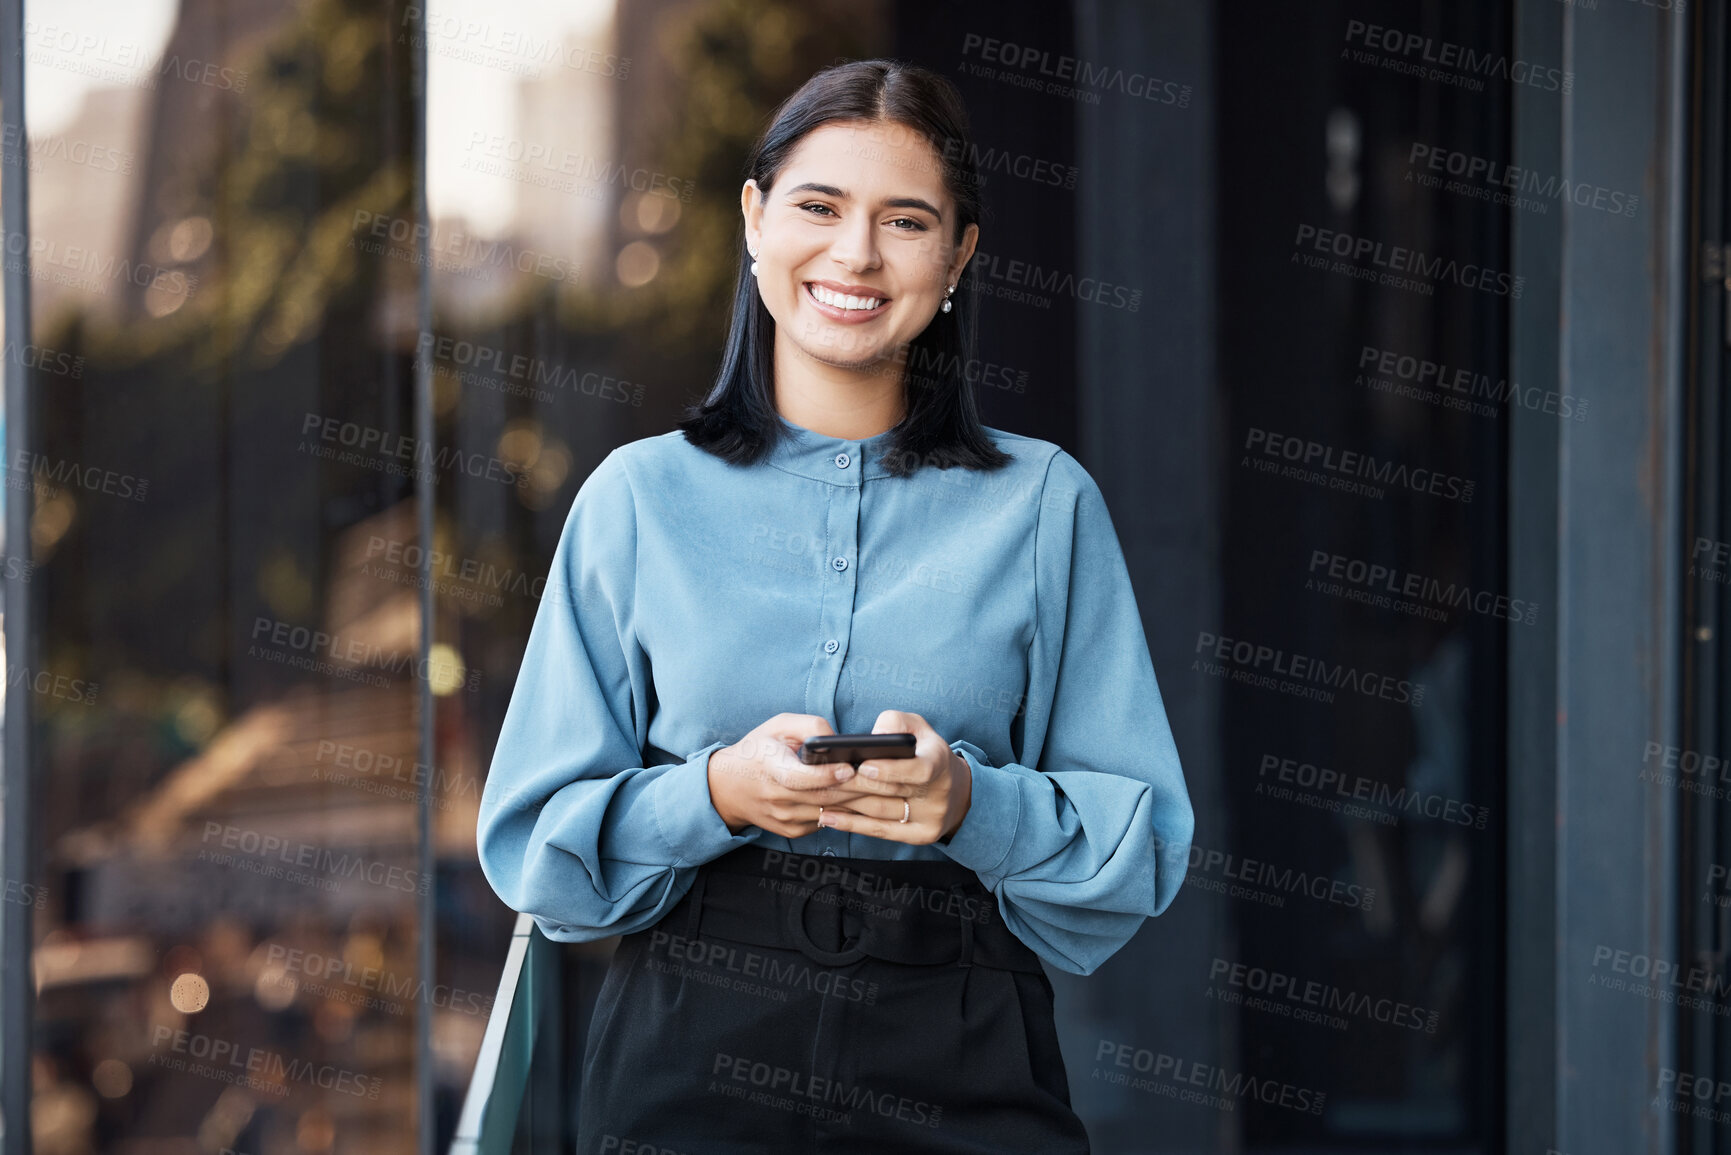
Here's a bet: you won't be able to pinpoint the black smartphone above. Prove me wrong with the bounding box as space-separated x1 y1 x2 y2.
798 732 917 765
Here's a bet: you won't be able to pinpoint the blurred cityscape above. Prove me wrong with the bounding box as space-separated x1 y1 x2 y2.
9 0 882 1150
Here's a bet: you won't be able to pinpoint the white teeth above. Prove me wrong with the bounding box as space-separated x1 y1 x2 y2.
808 283 884 311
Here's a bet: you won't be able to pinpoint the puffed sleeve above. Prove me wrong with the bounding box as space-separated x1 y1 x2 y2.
935 449 1194 975
476 448 762 942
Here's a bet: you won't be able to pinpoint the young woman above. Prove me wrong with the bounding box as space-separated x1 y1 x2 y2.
477 58 1194 1154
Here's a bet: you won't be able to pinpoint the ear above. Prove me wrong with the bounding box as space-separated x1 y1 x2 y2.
741 179 763 254
948 221 980 285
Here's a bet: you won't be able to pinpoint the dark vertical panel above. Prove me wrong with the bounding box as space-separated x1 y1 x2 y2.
1683 11 1731 1155
1 0 32 1148
409 1 435 1151
1505 2 1563 1150
1215 0 1509 1146
1069 2 1223 1152
1509 0 1690 1150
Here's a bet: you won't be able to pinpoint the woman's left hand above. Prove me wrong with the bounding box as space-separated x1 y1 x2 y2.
816 710 973 845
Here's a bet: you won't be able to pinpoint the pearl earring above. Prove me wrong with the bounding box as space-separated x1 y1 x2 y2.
940 284 955 314
749 248 759 276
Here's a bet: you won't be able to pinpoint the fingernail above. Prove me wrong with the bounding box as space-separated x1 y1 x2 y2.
817 812 834 827
860 763 879 778
834 766 853 781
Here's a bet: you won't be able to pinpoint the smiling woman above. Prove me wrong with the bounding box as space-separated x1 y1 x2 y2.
745 128 968 360
676 59 1010 475
476 58 1194 1154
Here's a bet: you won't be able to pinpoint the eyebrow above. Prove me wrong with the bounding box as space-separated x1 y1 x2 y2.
785 182 944 222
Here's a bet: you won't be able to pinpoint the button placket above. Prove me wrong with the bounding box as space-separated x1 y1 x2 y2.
828 444 862 859
812 443 861 710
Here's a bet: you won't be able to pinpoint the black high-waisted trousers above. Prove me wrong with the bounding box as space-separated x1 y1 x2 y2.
572 846 1092 1154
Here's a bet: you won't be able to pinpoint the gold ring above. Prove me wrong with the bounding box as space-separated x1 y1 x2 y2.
899 799 910 824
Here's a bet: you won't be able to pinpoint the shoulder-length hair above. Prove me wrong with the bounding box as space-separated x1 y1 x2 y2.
676 58 1011 478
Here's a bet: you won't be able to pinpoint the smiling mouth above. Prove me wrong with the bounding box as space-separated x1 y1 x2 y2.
805 282 888 312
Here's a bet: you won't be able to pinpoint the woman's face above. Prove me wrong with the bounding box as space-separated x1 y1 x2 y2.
742 119 979 372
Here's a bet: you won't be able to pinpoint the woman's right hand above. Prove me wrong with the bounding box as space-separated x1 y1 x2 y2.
705 713 882 837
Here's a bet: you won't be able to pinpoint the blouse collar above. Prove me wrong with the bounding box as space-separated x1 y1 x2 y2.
765 413 901 485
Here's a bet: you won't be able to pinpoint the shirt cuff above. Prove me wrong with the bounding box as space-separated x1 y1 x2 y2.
647 740 757 867
936 742 1021 881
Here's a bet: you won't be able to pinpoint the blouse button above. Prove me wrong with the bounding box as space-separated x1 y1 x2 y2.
824 639 839 654
821 848 837 857
832 556 848 571
834 452 851 469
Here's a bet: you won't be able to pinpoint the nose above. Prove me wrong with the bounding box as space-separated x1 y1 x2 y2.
828 212 881 273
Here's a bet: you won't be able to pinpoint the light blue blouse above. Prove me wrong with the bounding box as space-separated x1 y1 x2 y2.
475 415 1194 975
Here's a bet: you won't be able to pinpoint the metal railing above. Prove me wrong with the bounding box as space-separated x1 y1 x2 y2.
449 914 566 1155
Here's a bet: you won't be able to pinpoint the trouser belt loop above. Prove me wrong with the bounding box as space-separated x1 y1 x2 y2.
684 870 708 941
953 883 975 968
